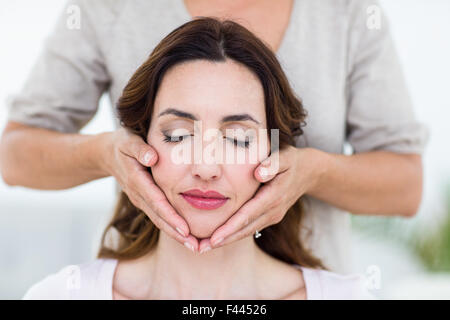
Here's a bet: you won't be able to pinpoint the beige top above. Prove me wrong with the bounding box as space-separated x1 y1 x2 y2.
6 0 429 273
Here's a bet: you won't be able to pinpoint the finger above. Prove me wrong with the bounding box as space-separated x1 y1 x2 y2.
209 184 273 247
198 238 212 254
215 210 273 248
121 134 158 167
137 194 199 252
255 150 286 183
137 145 158 167
255 165 276 183
130 167 190 238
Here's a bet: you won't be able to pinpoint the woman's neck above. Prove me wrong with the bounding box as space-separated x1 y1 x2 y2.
114 231 286 299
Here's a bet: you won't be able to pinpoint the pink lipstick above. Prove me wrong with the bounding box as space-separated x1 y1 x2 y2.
181 189 229 210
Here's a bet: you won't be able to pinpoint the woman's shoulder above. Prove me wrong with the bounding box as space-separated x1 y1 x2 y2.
22 258 118 300
298 266 376 300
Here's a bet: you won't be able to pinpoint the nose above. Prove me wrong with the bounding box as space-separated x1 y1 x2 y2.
190 147 222 181
189 127 224 181
191 161 222 181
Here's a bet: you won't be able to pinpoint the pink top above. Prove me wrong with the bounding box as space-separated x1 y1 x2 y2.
23 258 374 300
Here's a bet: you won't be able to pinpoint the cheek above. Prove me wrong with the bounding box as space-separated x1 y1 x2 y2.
151 154 171 190
225 163 260 203
147 139 181 193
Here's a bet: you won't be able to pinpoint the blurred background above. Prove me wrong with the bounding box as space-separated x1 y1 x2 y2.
0 0 449 299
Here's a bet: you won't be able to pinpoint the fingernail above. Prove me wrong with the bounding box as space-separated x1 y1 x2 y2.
184 242 194 252
143 151 153 164
200 246 211 254
213 237 224 247
259 168 269 180
176 226 187 237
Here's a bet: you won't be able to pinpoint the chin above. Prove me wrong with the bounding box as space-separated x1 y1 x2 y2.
185 219 220 239
171 198 231 239
181 212 231 239
190 229 213 239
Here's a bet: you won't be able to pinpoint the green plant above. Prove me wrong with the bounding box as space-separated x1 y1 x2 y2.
351 181 450 272
413 182 450 271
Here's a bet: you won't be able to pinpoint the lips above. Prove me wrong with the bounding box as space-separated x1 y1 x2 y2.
181 189 229 210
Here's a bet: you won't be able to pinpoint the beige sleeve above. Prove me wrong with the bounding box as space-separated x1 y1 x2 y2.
345 0 430 154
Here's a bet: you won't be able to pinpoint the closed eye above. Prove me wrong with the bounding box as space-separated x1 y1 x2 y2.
162 133 252 148
225 136 251 148
162 134 193 143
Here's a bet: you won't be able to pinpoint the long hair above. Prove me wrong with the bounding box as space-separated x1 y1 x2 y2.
97 17 325 269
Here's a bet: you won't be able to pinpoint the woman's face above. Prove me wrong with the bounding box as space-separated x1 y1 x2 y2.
147 59 269 239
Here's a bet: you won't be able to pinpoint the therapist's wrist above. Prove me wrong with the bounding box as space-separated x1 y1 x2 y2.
89 131 114 178
302 147 332 196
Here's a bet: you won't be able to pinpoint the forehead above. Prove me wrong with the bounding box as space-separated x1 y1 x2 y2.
153 59 266 121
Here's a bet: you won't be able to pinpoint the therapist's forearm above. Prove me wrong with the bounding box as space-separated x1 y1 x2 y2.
306 149 423 217
0 123 110 189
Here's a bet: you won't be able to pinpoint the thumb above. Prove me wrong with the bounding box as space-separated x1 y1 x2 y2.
138 145 158 167
255 157 275 183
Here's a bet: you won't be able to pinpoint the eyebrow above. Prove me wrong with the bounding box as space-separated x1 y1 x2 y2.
158 108 260 124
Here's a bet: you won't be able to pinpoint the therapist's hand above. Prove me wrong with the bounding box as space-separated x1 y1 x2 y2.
101 127 199 252
199 146 327 252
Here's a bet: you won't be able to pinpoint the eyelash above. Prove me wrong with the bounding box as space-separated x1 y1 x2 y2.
162 134 191 143
162 134 251 148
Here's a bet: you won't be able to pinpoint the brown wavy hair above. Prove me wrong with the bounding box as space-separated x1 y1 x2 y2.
97 17 325 269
